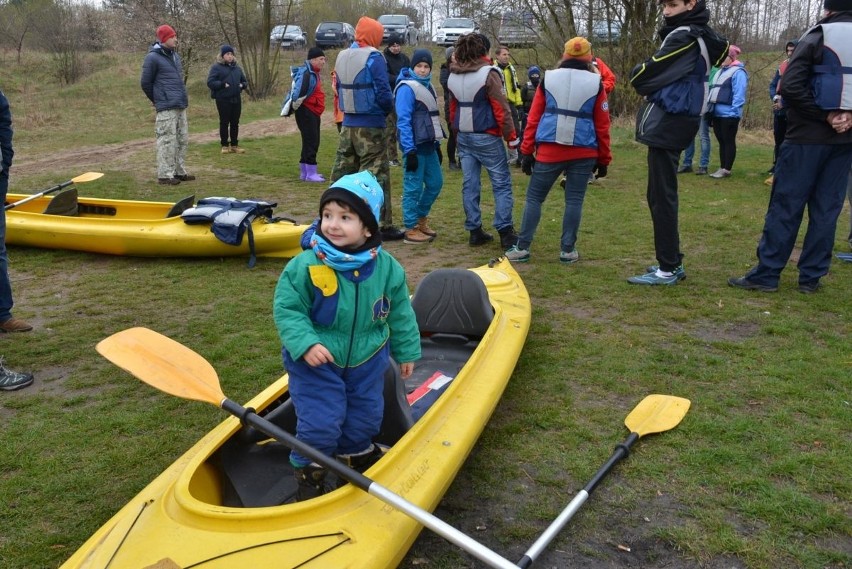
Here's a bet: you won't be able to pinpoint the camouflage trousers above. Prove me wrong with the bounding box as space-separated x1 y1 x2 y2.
331 126 394 226
155 108 189 179
385 110 399 162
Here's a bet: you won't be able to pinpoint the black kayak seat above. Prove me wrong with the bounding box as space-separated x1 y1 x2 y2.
165 194 195 217
411 268 494 339
42 188 79 216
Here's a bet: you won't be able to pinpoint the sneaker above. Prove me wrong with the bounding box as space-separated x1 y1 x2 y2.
644 264 686 281
677 165 693 174
559 177 566 190
498 226 519 250
837 252 852 263
709 169 731 179
0 358 34 391
764 175 774 186
221 146 232 154
627 270 682 286
158 177 180 185
798 281 821 294
380 226 405 241
560 249 580 264
469 227 494 246
230 146 246 154
389 160 401 167
174 174 196 182
587 173 596 184
448 161 460 171
0 317 33 333
417 217 437 237
403 227 433 244
727 276 778 292
695 167 708 175
504 245 530 262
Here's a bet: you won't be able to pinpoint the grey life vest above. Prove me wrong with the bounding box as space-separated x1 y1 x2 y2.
395 79 445 143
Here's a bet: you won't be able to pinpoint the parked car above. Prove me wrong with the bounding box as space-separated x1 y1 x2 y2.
591 21 622 43
497 11 539 47
378 14 418 45
432 17 478 47
315 21 355 48
272 25 307 49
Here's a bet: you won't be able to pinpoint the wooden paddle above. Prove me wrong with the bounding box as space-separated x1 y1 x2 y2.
516 394 691 568
96 327 520 569
4 171 104 211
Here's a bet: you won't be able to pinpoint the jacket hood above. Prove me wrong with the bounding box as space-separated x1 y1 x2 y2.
355 17 383 48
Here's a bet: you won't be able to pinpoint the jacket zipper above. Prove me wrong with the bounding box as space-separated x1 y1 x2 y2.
344 281 359 370
638 102 655 137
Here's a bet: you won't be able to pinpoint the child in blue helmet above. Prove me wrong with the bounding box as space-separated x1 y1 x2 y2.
273 171 421 500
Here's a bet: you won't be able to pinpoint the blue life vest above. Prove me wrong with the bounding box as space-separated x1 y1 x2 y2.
395 79 444 145
535 69 600 149
810 22 852 110
281 61 318 117
648 26 710 117
448 66 499 133
335 47 381 114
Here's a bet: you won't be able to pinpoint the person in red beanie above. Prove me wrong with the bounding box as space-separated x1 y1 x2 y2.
140 24 195 186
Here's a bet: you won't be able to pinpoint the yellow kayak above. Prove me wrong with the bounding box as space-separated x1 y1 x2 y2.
60 258 530 569
5 192 305 259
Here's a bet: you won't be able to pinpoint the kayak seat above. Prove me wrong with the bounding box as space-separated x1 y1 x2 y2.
42 188 79 216
411 268 494 339
374 360 415 447
165 194 195 217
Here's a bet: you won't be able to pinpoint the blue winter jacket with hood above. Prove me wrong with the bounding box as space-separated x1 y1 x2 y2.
141 43 189 112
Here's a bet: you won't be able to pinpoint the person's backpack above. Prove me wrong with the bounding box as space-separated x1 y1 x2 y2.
280 64 312 117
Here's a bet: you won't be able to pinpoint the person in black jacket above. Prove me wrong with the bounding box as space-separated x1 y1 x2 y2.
207 45 248 154
439 46 459 170
384 35 410 166
627 0 728 285
729 0 852 293
140 24 194 186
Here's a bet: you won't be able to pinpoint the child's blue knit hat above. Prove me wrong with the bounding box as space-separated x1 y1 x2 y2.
320 171 384 235
528 65 541 78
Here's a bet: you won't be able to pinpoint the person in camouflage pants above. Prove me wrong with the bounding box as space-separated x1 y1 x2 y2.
332 127 392 227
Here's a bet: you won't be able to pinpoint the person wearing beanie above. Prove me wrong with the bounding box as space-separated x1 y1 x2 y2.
729 0 852 293
394 48 444 244
439 46 459 169
383 35 410 167
765 40 799 182
519 65 541 159
707 44 748 178
283 47 327 182
627 0 729 285
332 17 401 240
141 23 194 185
273 170 420 499
505 36 612 265
493 45 524 165
207 44 248 154
447 33 520 250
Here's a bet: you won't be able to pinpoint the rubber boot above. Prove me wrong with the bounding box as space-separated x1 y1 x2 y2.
299 163 307 181
294 463 329 501
305 164 326 183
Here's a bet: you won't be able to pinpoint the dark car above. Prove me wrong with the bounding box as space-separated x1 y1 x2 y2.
315 21 355 48
273 25 307 50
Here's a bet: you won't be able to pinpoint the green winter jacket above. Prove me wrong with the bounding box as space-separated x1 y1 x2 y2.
273 249 421 367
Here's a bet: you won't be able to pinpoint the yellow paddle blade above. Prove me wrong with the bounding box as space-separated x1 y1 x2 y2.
71 172 104 184
96 327 225 406
624 394 691 437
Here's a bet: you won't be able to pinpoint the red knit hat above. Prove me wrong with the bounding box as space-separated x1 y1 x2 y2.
157 25 176 43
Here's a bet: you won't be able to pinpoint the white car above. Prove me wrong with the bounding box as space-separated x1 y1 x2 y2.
432 17 478 47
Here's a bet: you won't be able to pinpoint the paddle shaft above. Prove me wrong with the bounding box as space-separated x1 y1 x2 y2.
220 399 521 569
4 181 74 211
516 432 640 568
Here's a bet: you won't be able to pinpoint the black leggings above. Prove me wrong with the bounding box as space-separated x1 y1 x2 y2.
215 100 241 146
295 106 321 164
712 116 740 170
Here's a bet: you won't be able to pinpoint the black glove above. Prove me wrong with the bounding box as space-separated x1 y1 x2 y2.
436 144 443 165
405 151 419 172
520 153 536 176
593 163 608 179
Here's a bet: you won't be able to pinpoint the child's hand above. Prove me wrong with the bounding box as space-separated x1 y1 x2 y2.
303 344 334 367
400 362 414 379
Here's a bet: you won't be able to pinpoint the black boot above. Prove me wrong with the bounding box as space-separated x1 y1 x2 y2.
469 226 494 246
336 445 387 488
294 463 329 501
498 225 519 250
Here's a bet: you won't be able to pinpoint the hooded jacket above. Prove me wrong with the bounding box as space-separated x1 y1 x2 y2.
141 43 189 112
206 56 247 104
384 46 411 89
395 67 443 153
335 17 393 128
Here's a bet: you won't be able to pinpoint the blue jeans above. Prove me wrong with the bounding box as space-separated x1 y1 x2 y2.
518 158 595 252
456 132 515 232
681 114 711 169
0 170 13 322
401 149 443 229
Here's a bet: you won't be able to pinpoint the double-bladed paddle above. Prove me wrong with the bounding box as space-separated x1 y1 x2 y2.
4 171 104 211
96 327 691 569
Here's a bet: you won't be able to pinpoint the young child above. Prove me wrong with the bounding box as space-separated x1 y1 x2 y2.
395 49 445 244
628 0 728 285
273 171 421 500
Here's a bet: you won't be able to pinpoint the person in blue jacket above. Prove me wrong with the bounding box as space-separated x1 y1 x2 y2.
707 45 748 178
207 45 247 154
395 49 444 244
273 171 421 499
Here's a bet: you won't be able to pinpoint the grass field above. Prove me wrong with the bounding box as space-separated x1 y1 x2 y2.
0 49 849 569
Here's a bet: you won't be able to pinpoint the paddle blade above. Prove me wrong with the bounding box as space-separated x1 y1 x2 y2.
96 327 225 406
71 172 104 184
624 394 691 437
